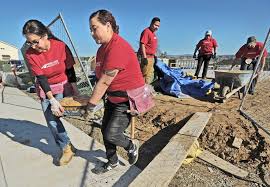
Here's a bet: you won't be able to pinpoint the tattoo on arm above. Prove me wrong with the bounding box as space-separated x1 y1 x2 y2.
104 69 118 77
103 81 110 86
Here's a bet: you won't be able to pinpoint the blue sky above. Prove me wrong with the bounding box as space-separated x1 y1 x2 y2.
1 0 270 58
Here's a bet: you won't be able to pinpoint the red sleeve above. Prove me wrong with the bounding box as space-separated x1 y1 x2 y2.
140 29 149 45
64 45 75 69
212 38 218 47
235 45 246 58
103 45 126 71
25 52 43 76
258 43 268 57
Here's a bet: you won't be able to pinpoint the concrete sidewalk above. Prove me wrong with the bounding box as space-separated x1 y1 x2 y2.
0 86 140 187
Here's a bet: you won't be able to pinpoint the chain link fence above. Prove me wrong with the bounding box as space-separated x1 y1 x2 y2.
48 13 93 95
239 28 270 136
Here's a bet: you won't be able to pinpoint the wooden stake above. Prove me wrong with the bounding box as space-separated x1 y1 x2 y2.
131 116 135 139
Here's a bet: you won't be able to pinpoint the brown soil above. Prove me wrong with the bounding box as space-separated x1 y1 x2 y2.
242 78 270 127
23 78 270 187
135 92 270 186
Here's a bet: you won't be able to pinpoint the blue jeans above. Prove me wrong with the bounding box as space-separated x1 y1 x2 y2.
41 93 70 150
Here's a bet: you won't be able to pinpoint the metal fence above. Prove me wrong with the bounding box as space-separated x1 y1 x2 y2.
239 28 270 136
21 13 93 96
48 13 93 95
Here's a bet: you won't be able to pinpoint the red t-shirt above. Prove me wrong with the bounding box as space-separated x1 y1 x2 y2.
139 27 158 57
25 39 75 84
197 37 218 55
235 42 268 59
96 33 145 103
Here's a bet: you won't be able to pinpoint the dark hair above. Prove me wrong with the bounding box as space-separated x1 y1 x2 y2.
89 9 119 34
247 36 256 44
22 19 55 39
151 17 160 25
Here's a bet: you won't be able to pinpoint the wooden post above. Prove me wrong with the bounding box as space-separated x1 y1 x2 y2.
131 116 135 139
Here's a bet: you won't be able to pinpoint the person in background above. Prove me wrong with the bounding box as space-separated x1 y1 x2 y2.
138 17 160 84
87 9 144 174
23 20 79 166
231 36 268 94
193 30 218 79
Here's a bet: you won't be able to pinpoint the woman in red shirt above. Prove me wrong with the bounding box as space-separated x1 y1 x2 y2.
87 9 145 174
23 20 78 166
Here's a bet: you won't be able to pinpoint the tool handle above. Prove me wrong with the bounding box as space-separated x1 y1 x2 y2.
131 116 135 139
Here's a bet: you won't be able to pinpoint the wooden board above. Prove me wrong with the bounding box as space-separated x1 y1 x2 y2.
225 86 243 99
198 149 249 178
177 112 212 137
130 112 212 187
59 95 90 107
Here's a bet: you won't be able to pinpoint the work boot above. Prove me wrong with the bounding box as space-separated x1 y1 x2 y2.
127 140 139 165
59 143 76 166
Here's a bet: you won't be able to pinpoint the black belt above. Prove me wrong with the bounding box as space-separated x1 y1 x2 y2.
107 91 128 98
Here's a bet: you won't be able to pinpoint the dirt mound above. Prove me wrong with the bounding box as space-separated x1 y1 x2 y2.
201 100 270 173
135 85 270 185
135 96 214 168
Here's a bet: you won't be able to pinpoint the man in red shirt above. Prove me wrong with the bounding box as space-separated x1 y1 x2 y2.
138 17 160 84
193 30 218 79
232 36 268 94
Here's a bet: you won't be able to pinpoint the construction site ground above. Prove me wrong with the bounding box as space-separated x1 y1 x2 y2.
23 77 270 187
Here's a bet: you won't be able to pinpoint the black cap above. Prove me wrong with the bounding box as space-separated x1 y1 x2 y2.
247 36 256 45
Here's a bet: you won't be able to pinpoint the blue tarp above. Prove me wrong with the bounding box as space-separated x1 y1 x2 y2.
156 60 214 98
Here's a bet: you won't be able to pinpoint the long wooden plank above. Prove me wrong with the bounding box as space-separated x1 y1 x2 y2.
178 112 212 137
198 149 249 178
130 112 212 187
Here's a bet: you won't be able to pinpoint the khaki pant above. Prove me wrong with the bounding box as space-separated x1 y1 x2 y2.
140 57 154 84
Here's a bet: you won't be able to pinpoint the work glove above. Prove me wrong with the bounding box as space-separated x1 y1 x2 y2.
193 53 197 59
142 58 148 66
49 97 64 116
87 103 96 112
83 102 98 120
212 52 217 59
